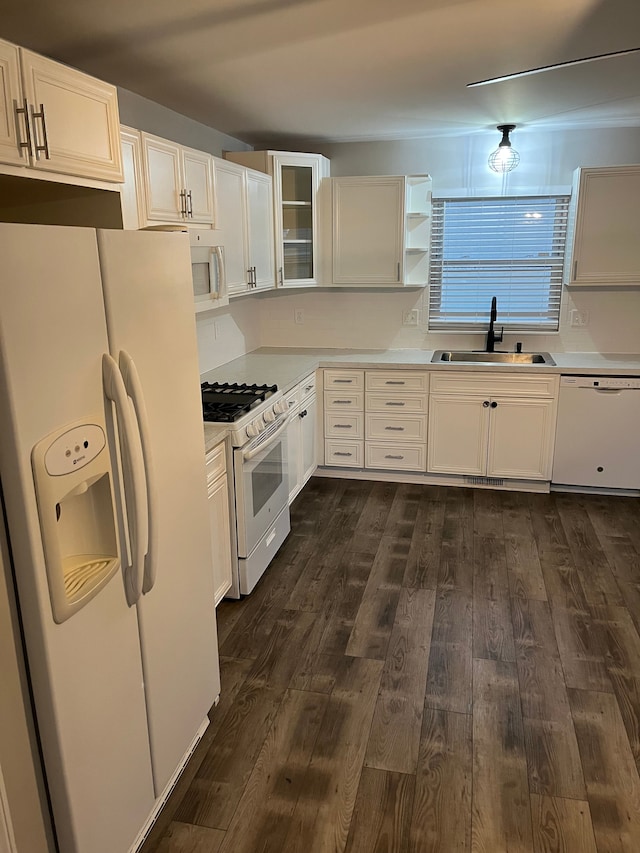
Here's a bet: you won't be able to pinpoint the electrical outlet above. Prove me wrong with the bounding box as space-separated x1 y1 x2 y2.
403 309 419 326
569 309 589 327
294 308 305 324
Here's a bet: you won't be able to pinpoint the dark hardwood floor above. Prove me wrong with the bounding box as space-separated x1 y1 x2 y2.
143 478 640 853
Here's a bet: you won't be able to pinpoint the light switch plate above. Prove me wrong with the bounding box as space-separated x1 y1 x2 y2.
403 309 419 326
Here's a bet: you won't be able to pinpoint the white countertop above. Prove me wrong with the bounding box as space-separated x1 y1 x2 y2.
201 348 640 399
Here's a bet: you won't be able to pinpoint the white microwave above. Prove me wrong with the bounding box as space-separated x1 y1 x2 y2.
189 229 228 312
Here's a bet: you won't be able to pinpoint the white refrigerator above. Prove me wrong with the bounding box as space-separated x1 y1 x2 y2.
0 224 220 853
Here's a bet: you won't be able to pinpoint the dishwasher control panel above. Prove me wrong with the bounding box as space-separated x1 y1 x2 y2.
561 375 640 389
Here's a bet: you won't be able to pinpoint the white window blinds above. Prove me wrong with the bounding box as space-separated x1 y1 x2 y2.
428 195 569 331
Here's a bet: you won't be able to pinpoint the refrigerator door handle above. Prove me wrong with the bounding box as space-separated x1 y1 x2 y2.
119 350 157 594
102 353 149 604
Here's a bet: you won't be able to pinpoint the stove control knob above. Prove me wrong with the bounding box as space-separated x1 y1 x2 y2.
274 399 288 415
246 420 263 437
263 408 276 423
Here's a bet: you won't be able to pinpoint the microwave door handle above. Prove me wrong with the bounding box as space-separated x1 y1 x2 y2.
102 354 148 604
119 350 156 594
242 414 292 461
214 245 226 300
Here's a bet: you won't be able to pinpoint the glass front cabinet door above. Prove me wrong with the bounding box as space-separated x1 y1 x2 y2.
272 153 329 288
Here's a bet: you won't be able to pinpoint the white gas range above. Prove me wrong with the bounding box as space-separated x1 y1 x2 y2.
201 381 292 596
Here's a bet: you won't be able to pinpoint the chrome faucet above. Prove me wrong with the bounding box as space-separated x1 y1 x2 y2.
485 296 504 352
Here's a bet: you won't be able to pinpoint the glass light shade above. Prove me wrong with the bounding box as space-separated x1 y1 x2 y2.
488 145 520 173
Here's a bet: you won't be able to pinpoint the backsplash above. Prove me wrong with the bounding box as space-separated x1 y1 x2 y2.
196 284 640 375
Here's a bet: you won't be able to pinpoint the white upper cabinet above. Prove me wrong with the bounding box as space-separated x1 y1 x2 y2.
119 127 147 230
330 174 432 286
225 150 330 289
564 165 640 286
141 132 214 225
0 41 24 167
214 157 275 296
0 40 123 182
246 169 275 292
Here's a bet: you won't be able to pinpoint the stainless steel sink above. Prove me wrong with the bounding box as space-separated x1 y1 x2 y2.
432 350 556 365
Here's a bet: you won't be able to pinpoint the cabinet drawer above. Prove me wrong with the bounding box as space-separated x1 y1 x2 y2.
205 441 226 482
365 393 427 413
325 413 364 439
365 413 426 442
284 387 300 410
429 371 559 398
299 373 317 402
324 440 363 468
324 369 365 391
366 370 429 393
324 391 364 411
365 442 426 472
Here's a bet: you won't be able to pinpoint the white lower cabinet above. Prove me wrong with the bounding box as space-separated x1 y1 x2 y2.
428 373 559 481
323 369 365 468
205 442 233 605
286 373 318 503
364 370 429 473
323 369 429 473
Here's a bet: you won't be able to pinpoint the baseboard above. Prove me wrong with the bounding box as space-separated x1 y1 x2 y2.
313 466 550 493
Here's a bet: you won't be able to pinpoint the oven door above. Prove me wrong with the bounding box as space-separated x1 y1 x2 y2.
234 416 290 559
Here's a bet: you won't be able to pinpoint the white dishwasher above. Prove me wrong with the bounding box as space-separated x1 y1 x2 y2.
552 375 640 489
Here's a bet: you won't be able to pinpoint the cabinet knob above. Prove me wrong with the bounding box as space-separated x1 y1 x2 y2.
491 401 498 408
483 400 490 408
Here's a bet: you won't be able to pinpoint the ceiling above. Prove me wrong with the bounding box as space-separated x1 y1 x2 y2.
2 0 640 146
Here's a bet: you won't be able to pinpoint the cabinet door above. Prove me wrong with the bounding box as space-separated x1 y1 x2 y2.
332 176 404 284
214 159 249 295
427 395 488 475
567 166 640 285
273 153 321 287
300 394 317 485
246 169 275 291
182 147 214 224
0 41 26 167
120 127 146 230
141 134 183 222
487 397 556 480
20 49 122 181
207 473 233 605
287 404 302 503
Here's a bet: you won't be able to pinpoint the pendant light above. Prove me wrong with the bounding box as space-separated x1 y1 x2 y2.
488 124 520 173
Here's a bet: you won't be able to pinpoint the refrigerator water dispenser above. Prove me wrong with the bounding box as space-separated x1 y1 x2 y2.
32 422 120 623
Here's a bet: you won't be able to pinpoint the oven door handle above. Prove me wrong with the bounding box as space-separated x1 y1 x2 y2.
242 414 292 461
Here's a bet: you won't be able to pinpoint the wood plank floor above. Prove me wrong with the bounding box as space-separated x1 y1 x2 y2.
142 479 640 853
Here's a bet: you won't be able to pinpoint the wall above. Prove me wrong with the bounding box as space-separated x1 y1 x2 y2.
254 126 640 355
196 297 261 373
117 88 251 158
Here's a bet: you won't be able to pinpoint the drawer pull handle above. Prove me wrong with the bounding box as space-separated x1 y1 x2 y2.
304 385 313 392
385 454 404 460
334 424 352 429
385 402 405 406
385 380 405 385
334 451 352 457
334 379 353 384
334 400 353 404
384 426 405 431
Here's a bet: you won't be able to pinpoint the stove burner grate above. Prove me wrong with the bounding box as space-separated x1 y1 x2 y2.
201 381 278 422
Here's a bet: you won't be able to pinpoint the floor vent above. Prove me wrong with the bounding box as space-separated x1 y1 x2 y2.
464 475 505 487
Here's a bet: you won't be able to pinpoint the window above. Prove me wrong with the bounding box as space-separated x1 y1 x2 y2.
428 195 569 331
